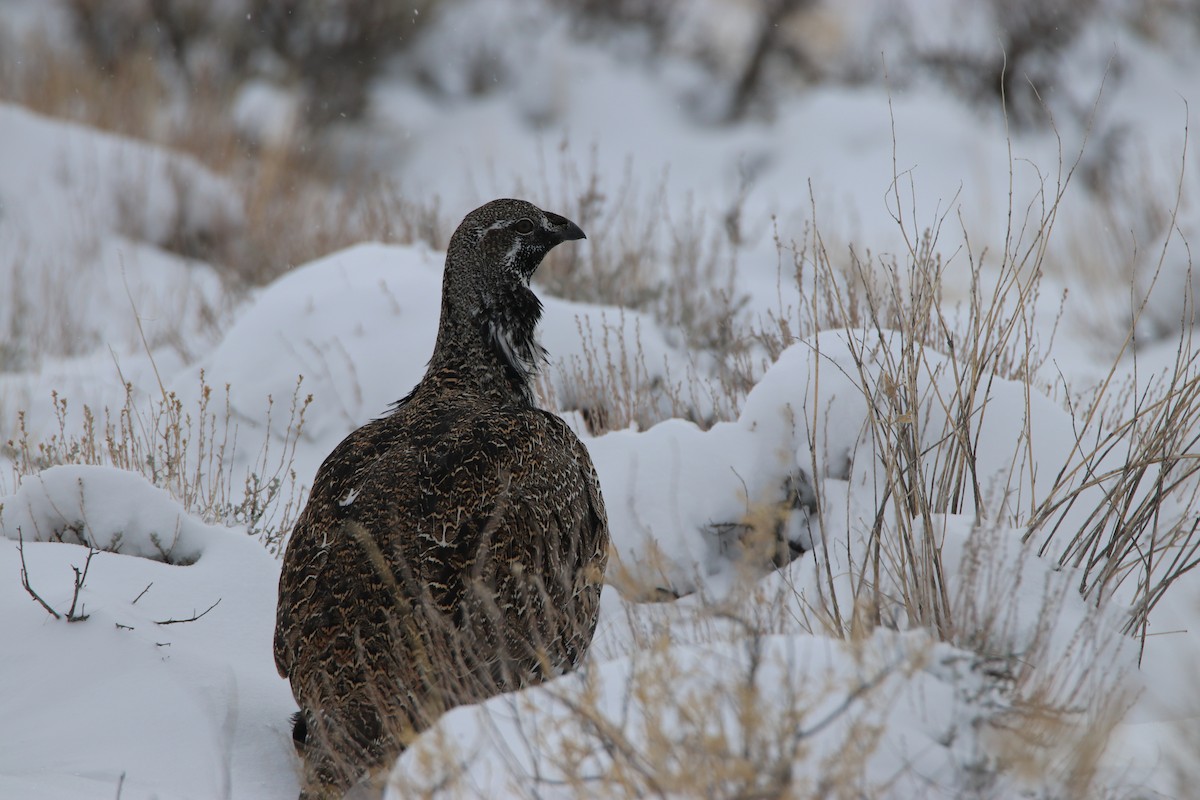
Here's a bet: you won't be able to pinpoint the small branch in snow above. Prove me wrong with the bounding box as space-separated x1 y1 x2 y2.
132 582 153 604
65 548 96 622
17 530 62 621
154 598 221 626
16 531 95 623
795 663 895 741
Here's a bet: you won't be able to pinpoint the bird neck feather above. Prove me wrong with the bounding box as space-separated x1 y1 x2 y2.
482 286 545 404
429 283 545 405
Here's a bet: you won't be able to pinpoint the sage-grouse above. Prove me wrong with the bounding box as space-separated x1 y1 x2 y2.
274 199 609 799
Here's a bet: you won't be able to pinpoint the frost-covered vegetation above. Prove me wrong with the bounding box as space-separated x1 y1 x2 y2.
1 1 1199 798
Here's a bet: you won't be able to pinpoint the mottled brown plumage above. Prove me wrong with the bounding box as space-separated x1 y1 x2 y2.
274 199 609 799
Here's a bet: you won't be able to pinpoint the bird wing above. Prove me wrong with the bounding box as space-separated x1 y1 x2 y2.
273 415 397 678
274 405 607 684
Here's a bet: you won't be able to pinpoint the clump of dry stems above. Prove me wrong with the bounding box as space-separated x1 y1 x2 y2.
3 369 311 553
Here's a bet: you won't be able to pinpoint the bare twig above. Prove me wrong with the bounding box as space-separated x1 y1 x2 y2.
65 547 97 622
132 582 153 604
16 531 96 622
17 530 62 620
154 598 221 626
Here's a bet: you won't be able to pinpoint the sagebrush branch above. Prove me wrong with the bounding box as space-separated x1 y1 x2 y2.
155 598 221 626
17 531 96 622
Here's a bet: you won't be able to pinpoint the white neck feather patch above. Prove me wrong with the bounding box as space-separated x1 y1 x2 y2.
486 318 545 401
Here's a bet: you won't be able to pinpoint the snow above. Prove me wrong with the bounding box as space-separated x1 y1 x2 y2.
390 628 978 798
0 104 235 365
2 465 223 563
2 0 1200 798
232 81 301 148
0 467 297 800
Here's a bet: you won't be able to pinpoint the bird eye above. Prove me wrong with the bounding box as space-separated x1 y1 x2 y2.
513 218 535 235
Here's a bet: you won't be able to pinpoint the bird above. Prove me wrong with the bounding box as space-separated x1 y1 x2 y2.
274 199 610 799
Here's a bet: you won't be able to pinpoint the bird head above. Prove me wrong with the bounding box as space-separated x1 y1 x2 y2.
450 198 586 289
434 199 587 401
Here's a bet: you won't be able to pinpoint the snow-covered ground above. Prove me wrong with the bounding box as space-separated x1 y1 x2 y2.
2 0 1200 798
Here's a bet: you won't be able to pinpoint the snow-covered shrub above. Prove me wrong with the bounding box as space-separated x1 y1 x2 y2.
0 105 237 366
762 137 1200 646
62 0 437 126
916 0 1101 127
1 464 222 563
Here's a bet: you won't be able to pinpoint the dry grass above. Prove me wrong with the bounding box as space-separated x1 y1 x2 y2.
771 87 1199 648
2 368 311 553
527 151 749 352
513 150 760 431
386 554 1138 799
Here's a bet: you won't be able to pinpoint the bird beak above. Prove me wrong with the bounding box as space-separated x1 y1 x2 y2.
544 211 587 242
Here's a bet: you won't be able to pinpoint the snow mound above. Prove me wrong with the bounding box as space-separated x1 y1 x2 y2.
0 465 224 564
0 103 235 361
589 329 1134 599
391 525 1139 800
0 468 296 800
392 628 983 799
0 103 239 254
